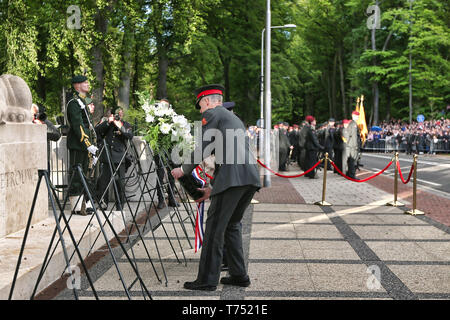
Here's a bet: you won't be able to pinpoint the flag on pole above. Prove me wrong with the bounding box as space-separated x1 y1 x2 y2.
357 95 368 146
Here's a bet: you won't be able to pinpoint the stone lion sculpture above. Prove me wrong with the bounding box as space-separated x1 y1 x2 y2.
0 74 33 124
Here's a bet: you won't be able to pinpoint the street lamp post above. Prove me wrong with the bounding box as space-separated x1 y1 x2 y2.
260 22 296 187
408 0 414 124
263 0 271 187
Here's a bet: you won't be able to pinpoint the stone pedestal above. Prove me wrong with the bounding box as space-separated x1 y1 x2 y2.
0 123 48 238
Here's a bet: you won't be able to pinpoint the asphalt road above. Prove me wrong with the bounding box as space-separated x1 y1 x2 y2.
360 152 450 197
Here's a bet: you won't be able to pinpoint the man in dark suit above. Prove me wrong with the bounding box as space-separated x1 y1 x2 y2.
95 107 133 210
171 84 261 291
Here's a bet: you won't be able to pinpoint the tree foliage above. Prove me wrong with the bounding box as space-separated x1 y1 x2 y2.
0 0 448 126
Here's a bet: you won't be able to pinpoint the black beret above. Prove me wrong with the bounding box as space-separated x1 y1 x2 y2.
71 75 88 84
194 84 225 109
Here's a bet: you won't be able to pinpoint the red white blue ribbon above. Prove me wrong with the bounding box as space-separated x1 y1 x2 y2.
193 166 207 252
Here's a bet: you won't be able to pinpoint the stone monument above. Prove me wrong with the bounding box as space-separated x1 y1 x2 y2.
0 74 48 238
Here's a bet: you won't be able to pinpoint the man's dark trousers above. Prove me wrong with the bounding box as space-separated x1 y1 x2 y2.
68 149 89 196
197 185 258 286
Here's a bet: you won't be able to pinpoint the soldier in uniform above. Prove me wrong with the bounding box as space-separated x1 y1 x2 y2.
303 116 324 179
290 124 300 164
95 107 133 210
66 75 98 215
333 121 344 174
278 122 291 171
171 84 261 291
342 111 360 179
298 121 308 170
323 118 335 169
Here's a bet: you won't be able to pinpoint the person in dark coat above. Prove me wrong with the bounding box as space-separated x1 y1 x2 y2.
304 116 324 179
333 121 344 174
95 108 133 210
323 118 335 169
278 122 291 171
290 124 300 164
171 84 261 291
298 121 308 170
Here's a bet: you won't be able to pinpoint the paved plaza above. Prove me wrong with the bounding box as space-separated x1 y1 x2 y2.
41 164 450 300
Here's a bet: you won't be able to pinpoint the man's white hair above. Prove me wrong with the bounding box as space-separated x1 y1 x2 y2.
208 94 223 104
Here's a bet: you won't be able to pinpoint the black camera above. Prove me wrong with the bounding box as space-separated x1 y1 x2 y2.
114 114 121 121
34 112 47 122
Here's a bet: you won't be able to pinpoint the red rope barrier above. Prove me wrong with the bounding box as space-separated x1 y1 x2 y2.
257 159 323 178
397 161 414 184
330 159 393 182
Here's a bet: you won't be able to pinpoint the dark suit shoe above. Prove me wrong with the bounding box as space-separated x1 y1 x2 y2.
183 280 216 291
168 200 180 207
221 264 229 272
157 201 165 209
85 208 95 215
220 275 251 287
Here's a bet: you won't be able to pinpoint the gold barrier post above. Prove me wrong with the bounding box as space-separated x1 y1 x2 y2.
387 152 404 207
315 153 332 206
405 154 424 215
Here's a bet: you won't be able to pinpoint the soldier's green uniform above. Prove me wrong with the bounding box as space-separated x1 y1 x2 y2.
66 76 95 197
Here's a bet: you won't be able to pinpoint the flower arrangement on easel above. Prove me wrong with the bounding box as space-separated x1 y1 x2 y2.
136 91 194 156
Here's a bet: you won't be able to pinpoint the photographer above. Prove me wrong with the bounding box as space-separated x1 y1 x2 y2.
95 107 133 210
31 103 61 142
31 103 61 173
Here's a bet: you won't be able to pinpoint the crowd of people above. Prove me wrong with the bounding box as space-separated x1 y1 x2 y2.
247 115 450 180
364 119 450 154
247 111 364 180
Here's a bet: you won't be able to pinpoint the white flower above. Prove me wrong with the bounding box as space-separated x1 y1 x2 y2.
145 114 154 123
154 105 166 117
173 115 188 127
143 102 151 113
160 123 172 135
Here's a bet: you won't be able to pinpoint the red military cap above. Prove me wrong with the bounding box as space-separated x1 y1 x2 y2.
194 84 225 109
352 111 360 116
305 115 315 123
343 119 350 124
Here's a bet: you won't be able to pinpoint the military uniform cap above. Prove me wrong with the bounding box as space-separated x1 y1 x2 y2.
194 84 225 109
71 75 88 84
305 115 315 123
